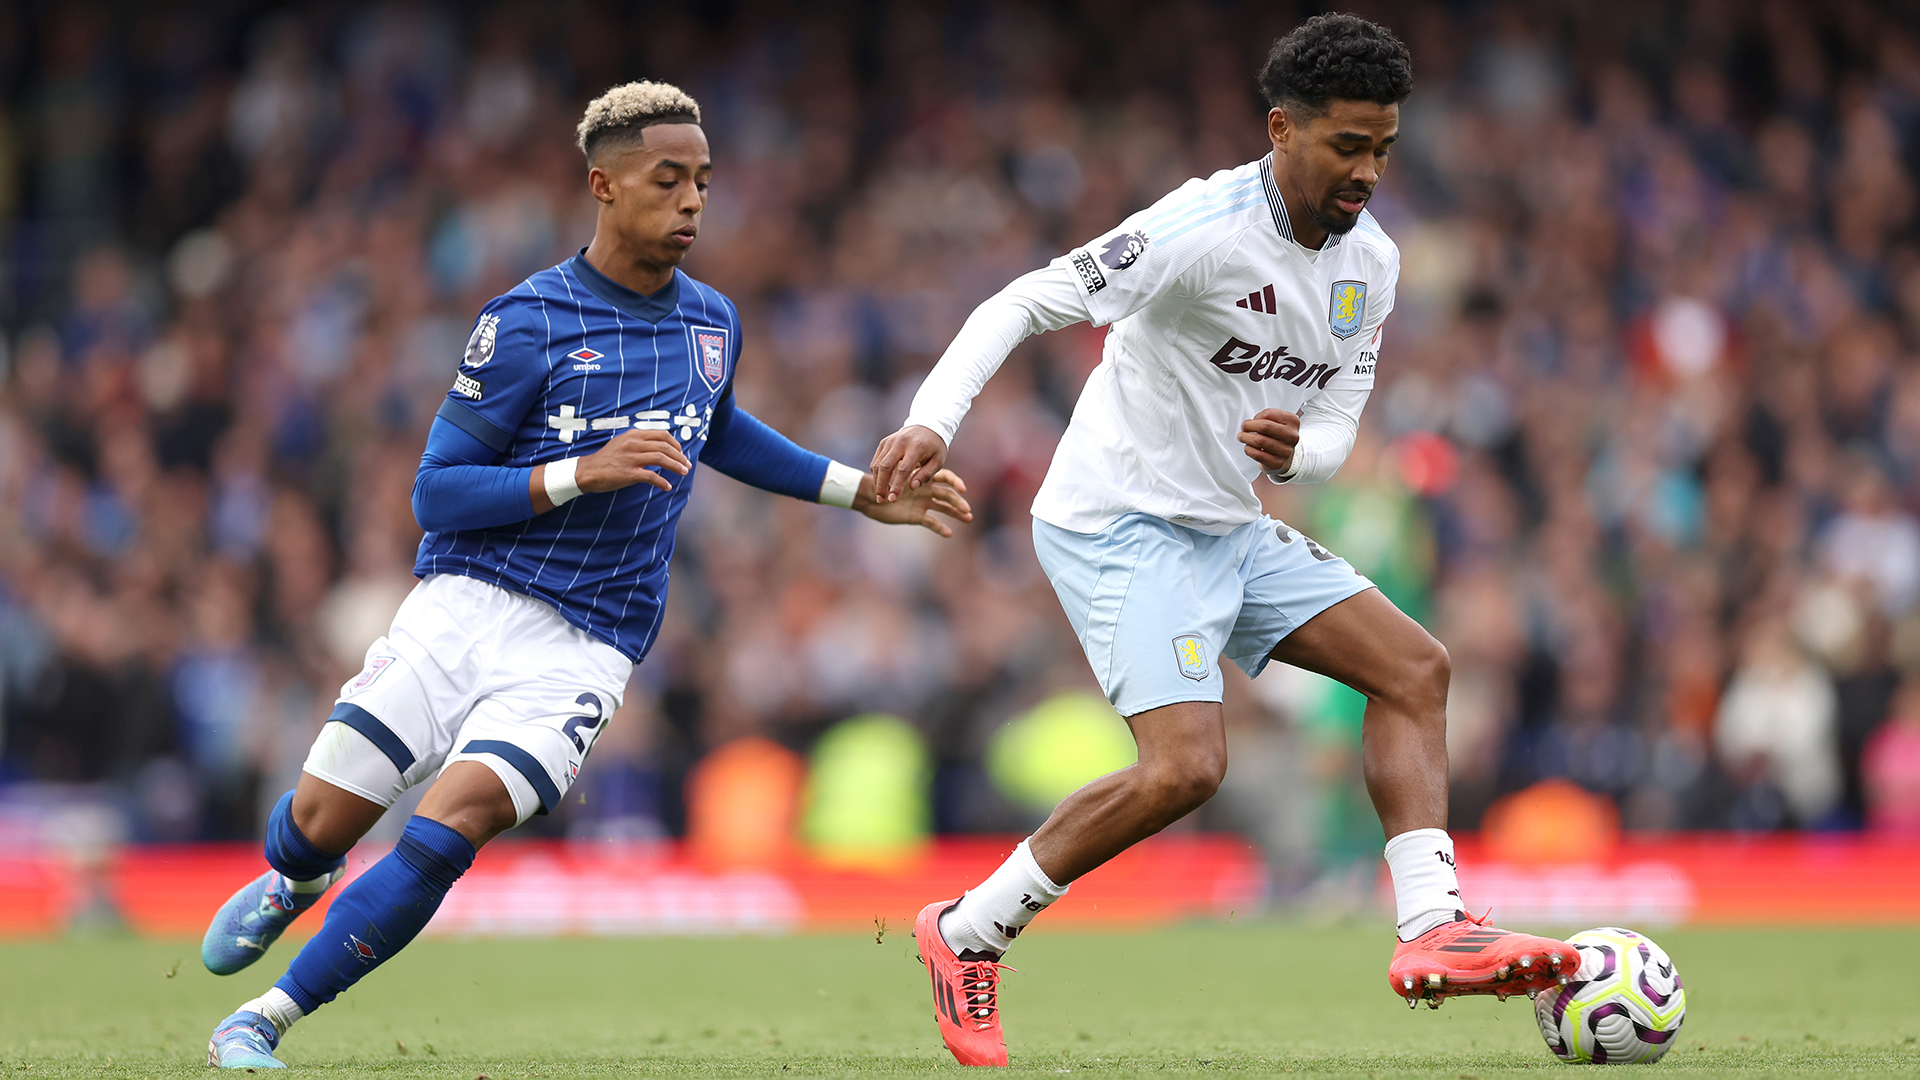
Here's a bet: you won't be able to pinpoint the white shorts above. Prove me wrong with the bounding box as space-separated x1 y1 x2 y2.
1032 513 1374 717
304 574 633 826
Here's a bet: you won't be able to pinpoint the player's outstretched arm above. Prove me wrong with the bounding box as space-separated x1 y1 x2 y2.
851 466 971 537
876 261 1092 504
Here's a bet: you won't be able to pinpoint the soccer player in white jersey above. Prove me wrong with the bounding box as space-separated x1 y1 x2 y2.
871 14 1575 1066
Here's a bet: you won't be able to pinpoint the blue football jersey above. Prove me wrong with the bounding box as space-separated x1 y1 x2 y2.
414 253 818 660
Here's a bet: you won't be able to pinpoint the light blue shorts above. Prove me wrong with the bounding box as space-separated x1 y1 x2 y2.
1032 513 1375 717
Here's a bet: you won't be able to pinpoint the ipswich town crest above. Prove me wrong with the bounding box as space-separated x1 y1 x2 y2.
690 326 729 391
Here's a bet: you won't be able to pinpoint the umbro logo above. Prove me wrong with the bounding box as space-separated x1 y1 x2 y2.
1235 284 1279 314
567 347 604 371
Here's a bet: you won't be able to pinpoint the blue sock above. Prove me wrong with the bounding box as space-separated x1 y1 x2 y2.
273 816 475 1013
264 790 348 881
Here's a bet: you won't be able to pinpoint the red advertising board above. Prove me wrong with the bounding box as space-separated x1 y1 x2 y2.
2 834 1916 938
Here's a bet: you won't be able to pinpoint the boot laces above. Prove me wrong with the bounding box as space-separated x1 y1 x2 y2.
955 959 1014 1029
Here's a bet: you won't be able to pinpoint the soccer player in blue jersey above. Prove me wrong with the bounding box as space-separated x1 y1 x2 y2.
202 81 972 1069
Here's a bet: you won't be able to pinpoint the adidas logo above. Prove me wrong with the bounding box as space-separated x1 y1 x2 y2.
1235 284 1279 314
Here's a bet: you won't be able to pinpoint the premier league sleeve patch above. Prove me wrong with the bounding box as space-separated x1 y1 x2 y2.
463 313 500 368
1329 281 1367 340
1099 230 1149 271
687 326 730 392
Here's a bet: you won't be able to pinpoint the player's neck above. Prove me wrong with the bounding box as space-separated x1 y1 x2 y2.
1271 155 1330 251
582 235 677 297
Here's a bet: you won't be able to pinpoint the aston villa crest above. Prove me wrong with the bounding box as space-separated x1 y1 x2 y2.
1329 280 1367 339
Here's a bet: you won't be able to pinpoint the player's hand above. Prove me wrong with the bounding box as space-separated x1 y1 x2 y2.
853 468 973 537
577 429 692 494
1238 408 1301 473
869 425 948 503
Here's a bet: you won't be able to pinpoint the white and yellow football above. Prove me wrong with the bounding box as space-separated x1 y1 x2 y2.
1533 927 1686 1064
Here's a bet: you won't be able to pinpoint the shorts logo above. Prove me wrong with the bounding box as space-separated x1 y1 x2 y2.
1274 522 1338 562
1172 635 1210 681
453 372 485 400
688 326 730 391
1071 250 1108 295
346 654 396 696
463 314 500 368
1329 280 1367 339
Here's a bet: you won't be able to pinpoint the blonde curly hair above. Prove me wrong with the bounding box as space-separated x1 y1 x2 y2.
575 81 702 158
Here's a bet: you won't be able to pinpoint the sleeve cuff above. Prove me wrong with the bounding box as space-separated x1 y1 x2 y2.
819 460 864 508
901 415 958 448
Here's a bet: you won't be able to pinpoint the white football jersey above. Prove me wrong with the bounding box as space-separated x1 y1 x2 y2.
1032 155 1398 535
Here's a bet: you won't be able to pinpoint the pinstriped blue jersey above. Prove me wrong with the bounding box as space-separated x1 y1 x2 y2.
415 253 810 661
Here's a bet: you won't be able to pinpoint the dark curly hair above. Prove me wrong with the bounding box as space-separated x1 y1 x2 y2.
1258 13 1412 116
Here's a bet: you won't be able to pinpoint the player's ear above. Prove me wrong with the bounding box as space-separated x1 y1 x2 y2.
587 164 616 205
1268 107 1290 151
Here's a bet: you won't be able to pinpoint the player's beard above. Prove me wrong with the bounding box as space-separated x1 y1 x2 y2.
1308 192 1367 236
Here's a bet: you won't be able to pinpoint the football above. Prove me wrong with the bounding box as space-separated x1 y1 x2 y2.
1533 927 1686 1064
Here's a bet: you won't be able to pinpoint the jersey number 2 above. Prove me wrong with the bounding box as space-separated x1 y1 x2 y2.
561 692 606 753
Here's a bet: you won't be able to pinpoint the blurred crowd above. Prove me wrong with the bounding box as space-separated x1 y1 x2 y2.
4 0 1920 882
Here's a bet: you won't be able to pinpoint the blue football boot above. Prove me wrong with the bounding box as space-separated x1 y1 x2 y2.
207 1011 285 1069
202 868 342 975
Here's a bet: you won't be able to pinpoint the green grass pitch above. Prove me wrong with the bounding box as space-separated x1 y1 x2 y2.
3 924 1917 1076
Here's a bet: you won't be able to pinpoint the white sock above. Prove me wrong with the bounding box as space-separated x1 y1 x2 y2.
284 866 342 894
238 987 305 1037
938 839 1067 956
1384 828 1463 940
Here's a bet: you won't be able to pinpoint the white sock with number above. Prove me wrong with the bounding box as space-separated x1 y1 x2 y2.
938 838 1067 957
238 987 305 1037
1384 828 1463 941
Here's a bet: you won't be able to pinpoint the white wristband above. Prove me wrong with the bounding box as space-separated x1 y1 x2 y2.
543 457 583 507
819 460 864 508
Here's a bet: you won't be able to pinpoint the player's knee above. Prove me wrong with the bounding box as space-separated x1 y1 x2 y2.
290 782 374 856
1143 750 1225 817
419 763 524 848
449 788 520 843
1393 633 1450 717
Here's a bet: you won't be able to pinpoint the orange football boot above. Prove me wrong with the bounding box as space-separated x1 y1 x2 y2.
915 898 1013 1066
1388 909 1575 1008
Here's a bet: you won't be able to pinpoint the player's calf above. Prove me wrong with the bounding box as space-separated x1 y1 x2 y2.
206 813 478 1058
